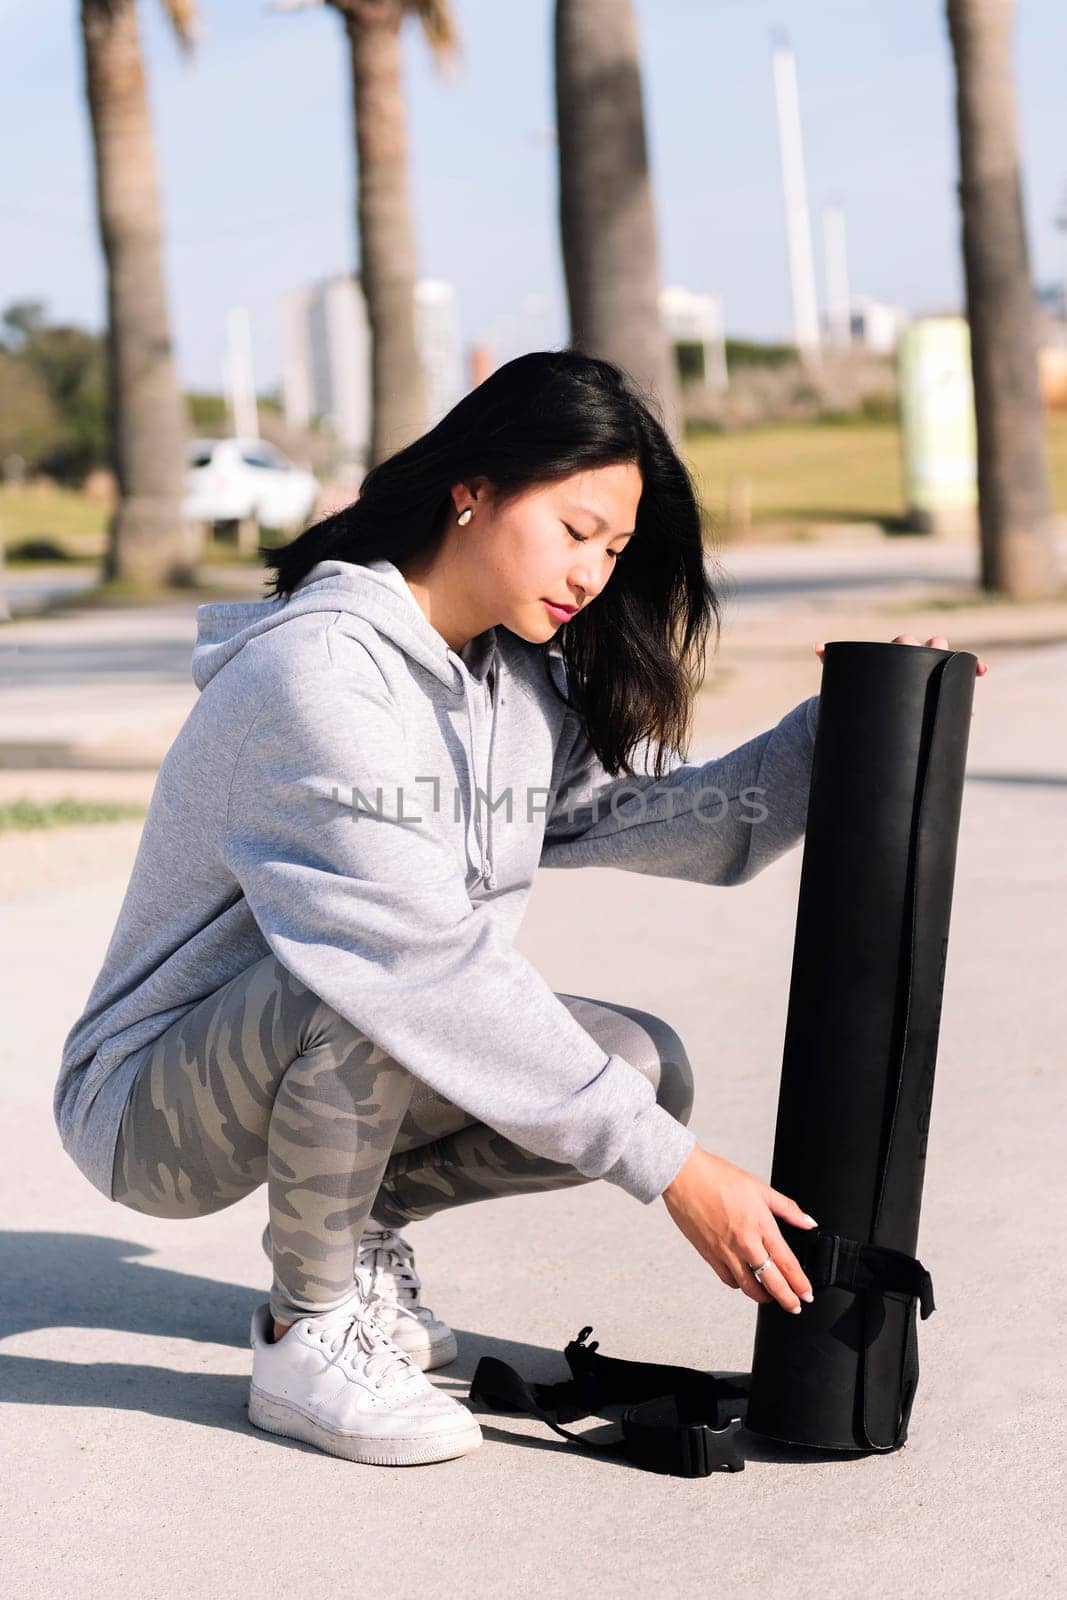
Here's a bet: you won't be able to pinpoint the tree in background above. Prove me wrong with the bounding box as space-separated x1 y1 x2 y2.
1 303 108 480
278 1 459 469
80 0 196 587
336 0 458 468
946 0 1060 599
554 0 681 446
1 307 63 478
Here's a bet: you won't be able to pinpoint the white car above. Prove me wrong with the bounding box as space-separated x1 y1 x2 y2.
183 437 320 530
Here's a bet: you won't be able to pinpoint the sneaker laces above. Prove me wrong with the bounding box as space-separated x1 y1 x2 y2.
358 1226 429 1324
308 1268 421 1392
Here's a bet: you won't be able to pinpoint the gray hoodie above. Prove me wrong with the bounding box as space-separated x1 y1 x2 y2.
54 557 820 1207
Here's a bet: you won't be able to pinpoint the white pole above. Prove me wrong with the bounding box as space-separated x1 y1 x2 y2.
822 201 851 348
771 32 821 365
224 307 259 440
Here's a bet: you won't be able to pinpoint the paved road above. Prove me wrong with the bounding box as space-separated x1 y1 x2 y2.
3 566 101 617
0 608 201 765
1 561 263 618
713 528 1067 618
0 568 262 763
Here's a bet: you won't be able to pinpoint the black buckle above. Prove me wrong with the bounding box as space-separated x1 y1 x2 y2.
674 1418 745 1477
620 1395 746 1477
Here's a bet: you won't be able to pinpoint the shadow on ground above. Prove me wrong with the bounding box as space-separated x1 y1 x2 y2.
0 1230 874 1470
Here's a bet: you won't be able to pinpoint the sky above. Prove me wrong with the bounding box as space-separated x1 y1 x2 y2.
3 0 1066 393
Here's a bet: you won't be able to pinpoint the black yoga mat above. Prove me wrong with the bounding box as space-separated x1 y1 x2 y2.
745 640 977 1453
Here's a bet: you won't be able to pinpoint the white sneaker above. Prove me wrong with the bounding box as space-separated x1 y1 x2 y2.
247 1268 482 1468
357 1225 459 1371
260 1220 458 1372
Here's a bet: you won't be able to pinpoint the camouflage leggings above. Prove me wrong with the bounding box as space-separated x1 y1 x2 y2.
110 952 694 1326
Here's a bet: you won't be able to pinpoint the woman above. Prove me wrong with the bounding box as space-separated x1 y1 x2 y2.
53 349 987 1469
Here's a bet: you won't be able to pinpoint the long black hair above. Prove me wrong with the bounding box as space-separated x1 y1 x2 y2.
262 348 721 779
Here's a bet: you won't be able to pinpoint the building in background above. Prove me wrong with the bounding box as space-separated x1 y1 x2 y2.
283 274 465 465
849 297 911 353
282 275 368 461
660 285 728 392
414 280 466 430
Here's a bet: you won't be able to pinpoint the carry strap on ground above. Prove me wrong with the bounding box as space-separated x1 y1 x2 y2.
467 1228 934 1477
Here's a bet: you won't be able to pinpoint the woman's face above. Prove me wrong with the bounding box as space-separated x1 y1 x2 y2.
454 461 643 646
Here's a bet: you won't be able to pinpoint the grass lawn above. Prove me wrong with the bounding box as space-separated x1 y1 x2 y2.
0 483 109 559
685 413 1067 533
0 485 275 565
0 798 147 832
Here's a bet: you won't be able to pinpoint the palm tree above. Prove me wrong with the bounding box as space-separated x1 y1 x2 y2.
81 1 197 588
279 2 458 468
554 0 682 447
946 0 1060 599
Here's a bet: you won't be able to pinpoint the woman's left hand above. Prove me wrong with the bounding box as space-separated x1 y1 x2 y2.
813 634 989 676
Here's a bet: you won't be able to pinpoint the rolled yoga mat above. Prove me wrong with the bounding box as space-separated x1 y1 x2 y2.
744 640 977 1453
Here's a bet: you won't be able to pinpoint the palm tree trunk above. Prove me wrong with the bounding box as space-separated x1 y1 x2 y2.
81 0 193 587
554 0 681 447
338 1 426 468
946 0 1059 599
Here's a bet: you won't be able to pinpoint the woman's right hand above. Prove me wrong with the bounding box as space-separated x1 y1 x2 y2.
660 1144 818 1313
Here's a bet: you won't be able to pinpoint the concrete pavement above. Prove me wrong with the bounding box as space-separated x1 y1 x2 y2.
1 547 1064 1596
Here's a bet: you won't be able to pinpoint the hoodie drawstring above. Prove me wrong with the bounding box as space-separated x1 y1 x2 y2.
459 651 501 892
460 680 480 882
483 658 501 890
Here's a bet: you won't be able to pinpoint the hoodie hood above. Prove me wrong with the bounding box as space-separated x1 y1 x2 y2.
191 557 498 695
192 557 505 890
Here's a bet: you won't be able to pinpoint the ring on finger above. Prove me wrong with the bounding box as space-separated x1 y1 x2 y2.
748 1254 773 1282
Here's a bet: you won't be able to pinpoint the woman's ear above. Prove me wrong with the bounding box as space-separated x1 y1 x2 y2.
450 478 485 514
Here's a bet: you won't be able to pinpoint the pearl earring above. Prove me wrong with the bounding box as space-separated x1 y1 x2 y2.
457 506 473 526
